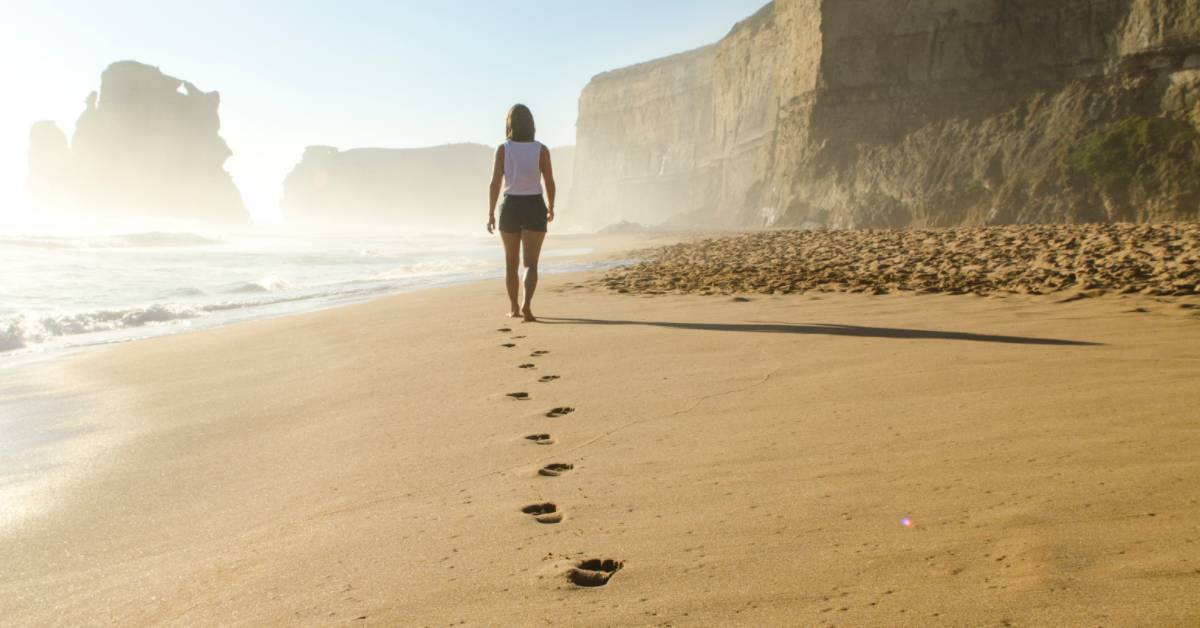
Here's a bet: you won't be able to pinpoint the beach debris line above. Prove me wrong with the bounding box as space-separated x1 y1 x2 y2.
601 223 1200 297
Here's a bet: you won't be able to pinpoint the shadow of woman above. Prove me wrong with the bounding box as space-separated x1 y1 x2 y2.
536 317 1101 346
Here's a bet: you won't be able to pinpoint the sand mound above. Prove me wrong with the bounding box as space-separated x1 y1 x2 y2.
602 223 1200 297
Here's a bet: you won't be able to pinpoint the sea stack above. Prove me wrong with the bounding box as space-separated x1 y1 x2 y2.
25 61 249 226
281 143 573 230
571 0 1200 229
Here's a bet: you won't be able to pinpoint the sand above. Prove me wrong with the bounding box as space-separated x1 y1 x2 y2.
2 233 1200 626
604 223 1200 298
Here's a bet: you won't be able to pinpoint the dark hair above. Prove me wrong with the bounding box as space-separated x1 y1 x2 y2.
506 104 535 142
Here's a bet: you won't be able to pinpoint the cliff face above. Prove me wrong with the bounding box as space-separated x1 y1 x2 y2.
25 61 248 225
282 143 574 230
571 0 1200 229
572 46 719 227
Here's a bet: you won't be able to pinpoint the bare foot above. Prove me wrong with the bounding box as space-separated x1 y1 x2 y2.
506 309 521 318
522 306 537 322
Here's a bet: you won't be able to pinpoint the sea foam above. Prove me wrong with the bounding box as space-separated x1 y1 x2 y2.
1 232 599 357
0 305 202 351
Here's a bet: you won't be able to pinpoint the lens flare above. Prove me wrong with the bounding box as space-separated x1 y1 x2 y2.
900 517 914 528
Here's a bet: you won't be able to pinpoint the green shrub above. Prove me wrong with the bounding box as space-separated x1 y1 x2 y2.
1067 116 1200 198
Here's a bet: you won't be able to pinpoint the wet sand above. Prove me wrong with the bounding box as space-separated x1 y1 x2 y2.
2 232 1199 625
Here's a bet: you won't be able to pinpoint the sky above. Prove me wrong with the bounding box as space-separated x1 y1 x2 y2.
0 0 767 224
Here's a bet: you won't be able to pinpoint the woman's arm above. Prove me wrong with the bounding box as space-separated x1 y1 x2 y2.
487 144 504 233
540 145 556 223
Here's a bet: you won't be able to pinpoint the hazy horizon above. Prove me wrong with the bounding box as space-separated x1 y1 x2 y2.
0 0 765 228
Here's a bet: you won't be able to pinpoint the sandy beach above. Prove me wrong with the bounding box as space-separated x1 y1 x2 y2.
3 230 1200 626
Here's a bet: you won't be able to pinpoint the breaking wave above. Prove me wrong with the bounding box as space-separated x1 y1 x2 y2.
0 282 398 353
227 275 291 293
376 257 499 279
0 304 201 351
0 231 602 357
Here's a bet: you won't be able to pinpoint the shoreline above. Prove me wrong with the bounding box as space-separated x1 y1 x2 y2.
0 231 677 368
3 232 1199 624
0 358 128 533
0 232 683 533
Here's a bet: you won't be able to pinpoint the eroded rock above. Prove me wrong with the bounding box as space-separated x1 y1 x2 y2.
282 144 573 230
25 61 248 225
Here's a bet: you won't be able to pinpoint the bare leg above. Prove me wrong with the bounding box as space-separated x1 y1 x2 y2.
500 230 521 317
520 229 546 322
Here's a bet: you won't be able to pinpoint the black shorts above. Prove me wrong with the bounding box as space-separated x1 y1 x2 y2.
499 194 548 233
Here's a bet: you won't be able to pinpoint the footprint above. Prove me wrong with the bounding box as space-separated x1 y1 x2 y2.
538 375 560 383
518 363 536 369
507 392 530 400
498 327 512 332
531 350 550 356
539 463 574 477
567 559 623 587
525 433 555 445
522 503 562 524
546 406 575 418
501 343 516 348
511 335 526 339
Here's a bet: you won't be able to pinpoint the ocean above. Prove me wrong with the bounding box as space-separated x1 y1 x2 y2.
0 230 601 362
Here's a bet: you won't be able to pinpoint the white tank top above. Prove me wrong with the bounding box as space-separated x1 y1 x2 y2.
502 140 543 196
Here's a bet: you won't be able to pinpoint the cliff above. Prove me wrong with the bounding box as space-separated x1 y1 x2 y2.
25 61 248 225
571 0 1200 230
572 45 719 227
282 143 574 230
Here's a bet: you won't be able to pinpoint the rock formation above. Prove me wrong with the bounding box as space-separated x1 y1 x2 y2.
25 61 248 225
282 143 574 230
571 0 1200 230
25 121 71 210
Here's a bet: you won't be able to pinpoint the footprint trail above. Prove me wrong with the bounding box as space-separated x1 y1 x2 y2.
521 502 563 524
538 463 574 477
568 559 623 587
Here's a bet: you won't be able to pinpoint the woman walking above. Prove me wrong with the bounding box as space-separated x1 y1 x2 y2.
487 103 555 322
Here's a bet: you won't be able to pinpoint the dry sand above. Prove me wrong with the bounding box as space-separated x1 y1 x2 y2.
2 233 1200 626
605 223 1200 298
